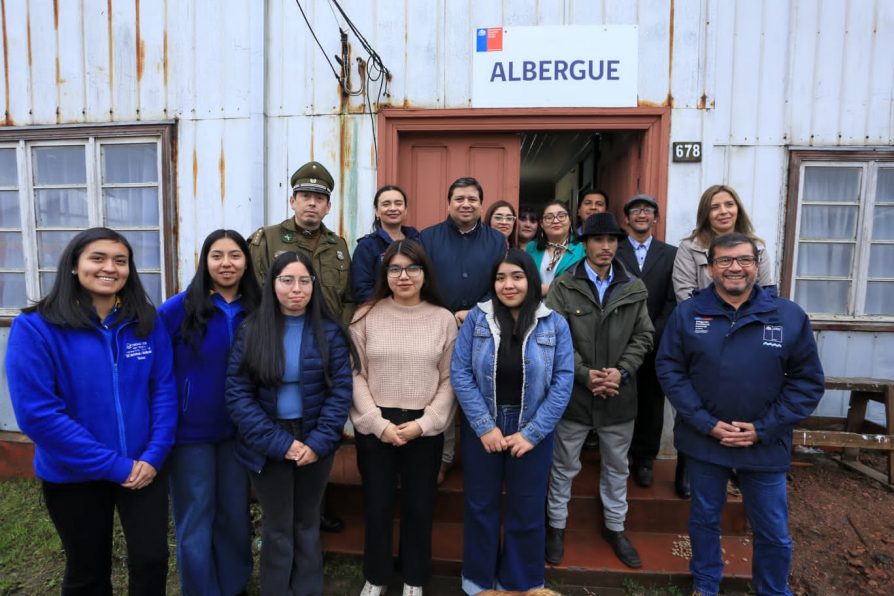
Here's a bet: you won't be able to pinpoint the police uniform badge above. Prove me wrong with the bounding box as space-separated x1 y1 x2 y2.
336 250 345 261
282 231 295 242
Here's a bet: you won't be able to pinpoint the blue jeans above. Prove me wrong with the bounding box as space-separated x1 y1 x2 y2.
460 405 555 595
169 440 253 596
688 458 793 596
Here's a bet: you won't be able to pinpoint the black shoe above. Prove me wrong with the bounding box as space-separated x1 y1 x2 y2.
675 456 690 499
545 526 565 565
320 513 344 533
633 465 653 488
601 527 642 568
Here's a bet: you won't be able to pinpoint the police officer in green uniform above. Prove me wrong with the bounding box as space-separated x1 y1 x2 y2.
249 160 355 324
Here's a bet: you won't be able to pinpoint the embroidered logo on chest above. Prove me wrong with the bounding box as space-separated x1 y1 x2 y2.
694 316 712 334
762 324 783 348
124 341 152 360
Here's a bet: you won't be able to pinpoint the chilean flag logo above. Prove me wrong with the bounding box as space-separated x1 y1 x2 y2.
476 28 503 52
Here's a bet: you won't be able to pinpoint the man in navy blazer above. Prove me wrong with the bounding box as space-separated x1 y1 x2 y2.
616 194 681 493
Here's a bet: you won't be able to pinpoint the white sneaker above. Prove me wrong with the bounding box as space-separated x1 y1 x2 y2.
360 581 387 596
402 584 422 596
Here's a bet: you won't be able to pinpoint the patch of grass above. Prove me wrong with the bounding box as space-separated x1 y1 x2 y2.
623 578 686 596
0 479 64 594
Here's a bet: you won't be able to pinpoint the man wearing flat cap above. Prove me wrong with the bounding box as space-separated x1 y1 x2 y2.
544 212 654 569
616 194 681 495
249 160 355 324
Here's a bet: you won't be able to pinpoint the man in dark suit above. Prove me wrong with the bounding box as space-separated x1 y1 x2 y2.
616 194 685 495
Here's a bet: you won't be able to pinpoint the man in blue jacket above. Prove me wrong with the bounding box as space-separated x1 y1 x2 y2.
420 176 506 482
656 232 824 596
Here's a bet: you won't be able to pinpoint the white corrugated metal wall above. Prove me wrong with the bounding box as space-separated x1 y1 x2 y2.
0 0 892 431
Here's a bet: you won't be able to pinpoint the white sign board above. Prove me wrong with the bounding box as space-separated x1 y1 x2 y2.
472 25 638 108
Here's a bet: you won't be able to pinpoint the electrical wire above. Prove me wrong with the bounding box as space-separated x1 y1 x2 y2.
294 0 341 83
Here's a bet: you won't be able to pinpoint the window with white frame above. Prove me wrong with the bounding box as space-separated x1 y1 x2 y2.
0 130 171 316
789 154 894 320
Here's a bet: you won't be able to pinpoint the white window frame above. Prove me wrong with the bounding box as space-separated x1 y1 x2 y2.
0 124 175 318
786 150 894 325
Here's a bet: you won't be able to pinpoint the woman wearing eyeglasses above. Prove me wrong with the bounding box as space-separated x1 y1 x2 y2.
526 201 586 295
672 185 773 304
484 200 518 248
226 252 358 596
350 240 456 596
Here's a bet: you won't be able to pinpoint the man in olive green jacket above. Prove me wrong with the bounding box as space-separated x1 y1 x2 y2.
249 161 355 324
544 213 654 569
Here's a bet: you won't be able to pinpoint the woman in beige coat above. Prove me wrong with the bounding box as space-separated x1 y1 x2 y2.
672 184 773 303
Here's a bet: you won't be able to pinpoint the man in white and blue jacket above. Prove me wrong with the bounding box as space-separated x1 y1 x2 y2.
656 232 824 596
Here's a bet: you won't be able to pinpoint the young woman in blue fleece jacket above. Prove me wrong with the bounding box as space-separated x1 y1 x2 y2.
450 248 575 595
225 251 358 596
5 227 177 595
158 229 261 596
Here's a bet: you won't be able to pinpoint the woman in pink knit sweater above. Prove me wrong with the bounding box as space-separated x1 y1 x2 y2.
349 240 457 596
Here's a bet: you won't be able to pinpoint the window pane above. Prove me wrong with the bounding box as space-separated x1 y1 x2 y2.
799 205 858 240
102 144 158 184
0 272 26 308
869 244 894 277
877 168 894 203
0 190 21 227
794 279 850 314
865 282 894 316
37 230 78 268
872 205 894 241
802 167 861 203
104 188 159 226
39 271 56 297
121 230 161 268
796 243 853 277
32 146 86 185
35 189 89 226
0 148 17 186
0 231 24 267
139 272 162 305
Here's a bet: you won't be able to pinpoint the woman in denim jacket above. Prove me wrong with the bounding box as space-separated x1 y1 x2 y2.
450 248 574 595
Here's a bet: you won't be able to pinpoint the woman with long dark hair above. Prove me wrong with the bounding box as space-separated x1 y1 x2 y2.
526 201 585 295
158 229 261 596
6 227 177 595
484 200 518 248
226 251 357 595
351 185 421 303
350 240 456 596
450 249 574 595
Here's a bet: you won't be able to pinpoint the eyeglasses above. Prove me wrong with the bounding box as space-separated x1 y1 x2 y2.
492 215 516 223
710 255 758 268
628 206 656 216
386 265 424 278
542 212 569 223
275 275 315 287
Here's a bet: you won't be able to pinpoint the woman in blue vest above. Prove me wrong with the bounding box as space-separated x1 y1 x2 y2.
451 248 574 595
526 201 585 295
158 229 261 596
6 227 177 595
351 185 421 303
226 251 357 595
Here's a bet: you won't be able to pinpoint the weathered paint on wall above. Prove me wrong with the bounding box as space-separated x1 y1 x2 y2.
1 0 892 431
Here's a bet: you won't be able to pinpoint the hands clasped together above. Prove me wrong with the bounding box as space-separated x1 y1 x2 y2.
285 440 320 466
710 421 758 447
587 367 622 398
479 427 534 458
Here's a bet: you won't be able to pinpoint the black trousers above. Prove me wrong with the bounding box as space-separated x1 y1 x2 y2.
42 474 169 596
355 408 443 587
630 350 666 466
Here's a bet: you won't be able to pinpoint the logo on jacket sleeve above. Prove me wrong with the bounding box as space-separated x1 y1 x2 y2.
125 341 153 360
762 325 783 348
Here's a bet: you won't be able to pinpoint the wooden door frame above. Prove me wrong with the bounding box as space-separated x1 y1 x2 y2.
377 107 670 238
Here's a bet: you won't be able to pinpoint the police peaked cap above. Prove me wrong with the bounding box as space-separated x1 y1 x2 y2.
290 161 334 196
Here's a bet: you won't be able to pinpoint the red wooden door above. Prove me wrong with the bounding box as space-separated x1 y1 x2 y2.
397 133 521 230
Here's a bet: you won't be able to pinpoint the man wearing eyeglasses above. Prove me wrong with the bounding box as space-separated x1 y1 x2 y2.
420 176 506 483
615 195 680 494
655 232 824 596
